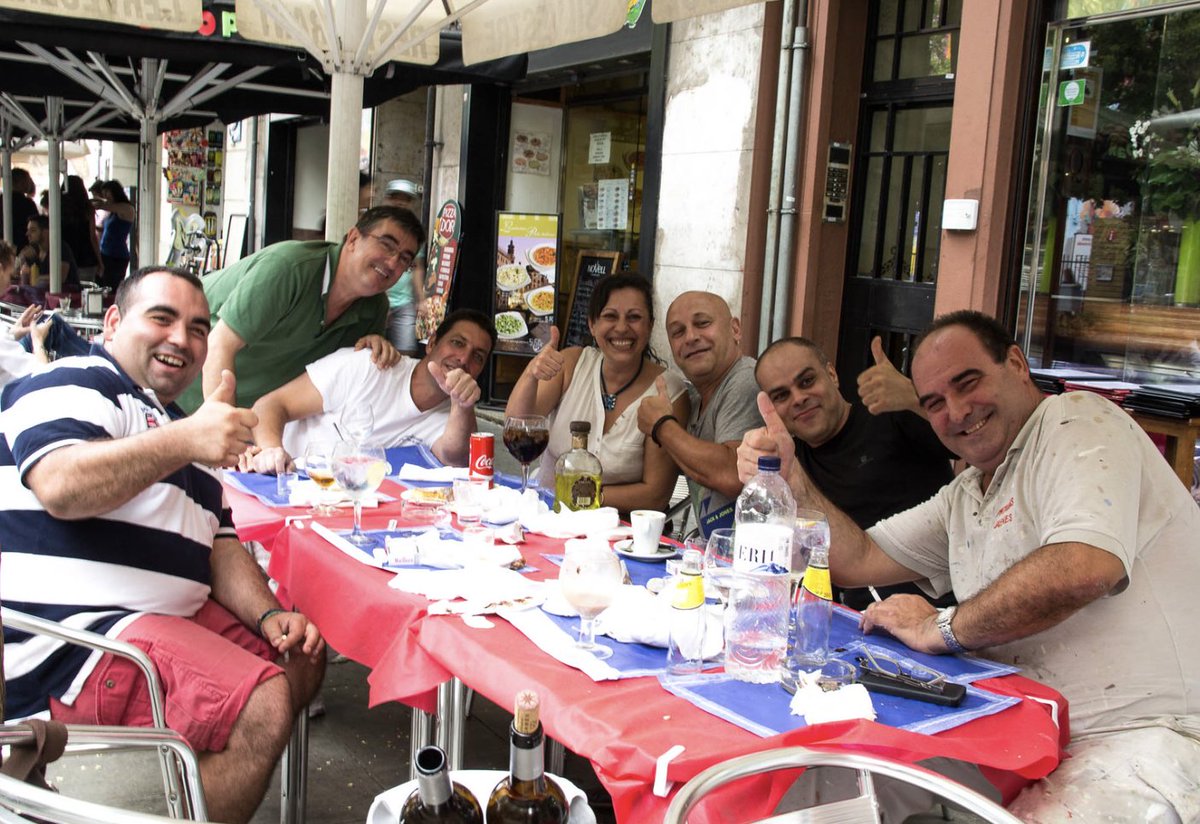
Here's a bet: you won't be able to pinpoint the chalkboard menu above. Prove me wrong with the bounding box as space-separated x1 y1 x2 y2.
564 250 621 348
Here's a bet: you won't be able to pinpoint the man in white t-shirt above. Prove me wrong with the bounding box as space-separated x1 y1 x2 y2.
738 310 1200 819
242 309 495 470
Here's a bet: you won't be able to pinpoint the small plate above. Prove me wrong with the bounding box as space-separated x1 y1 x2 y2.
496 264 531 292
614 538 679 561
494 311 529 340
525 243 557 274
524 285 556 316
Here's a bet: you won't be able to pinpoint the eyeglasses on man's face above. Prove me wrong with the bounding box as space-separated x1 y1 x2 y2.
364 232 416 269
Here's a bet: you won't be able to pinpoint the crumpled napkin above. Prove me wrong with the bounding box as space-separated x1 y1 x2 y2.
788 670 876 725
383 531 524 570
542 583 723 660
388 565 546 615
398 463 467 483
523 505 620 539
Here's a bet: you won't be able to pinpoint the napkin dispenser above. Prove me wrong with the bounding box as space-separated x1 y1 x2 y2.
83 286 107 316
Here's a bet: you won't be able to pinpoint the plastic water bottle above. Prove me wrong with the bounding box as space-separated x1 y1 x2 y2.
783 537 832 691
666 549 707 676
733 456 796 572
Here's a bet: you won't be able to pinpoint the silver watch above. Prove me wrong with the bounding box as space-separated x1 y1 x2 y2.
936 606 966 653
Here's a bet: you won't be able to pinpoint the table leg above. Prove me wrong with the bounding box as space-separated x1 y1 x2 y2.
435 679 467 770
547 738 565 776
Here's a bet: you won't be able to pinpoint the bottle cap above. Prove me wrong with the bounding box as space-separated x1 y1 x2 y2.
757 455 782 472
681 548 702 573
569 420 591 434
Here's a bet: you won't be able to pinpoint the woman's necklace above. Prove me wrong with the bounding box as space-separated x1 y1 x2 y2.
600 358 645 411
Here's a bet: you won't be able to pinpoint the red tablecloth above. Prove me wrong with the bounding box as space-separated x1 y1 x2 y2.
266 512 1069 822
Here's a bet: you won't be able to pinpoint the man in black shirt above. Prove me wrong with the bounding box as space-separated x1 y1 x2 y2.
4 168 40 251
755 336 955 609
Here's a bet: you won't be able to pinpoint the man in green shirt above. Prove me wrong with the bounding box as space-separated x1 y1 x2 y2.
177 207 425 413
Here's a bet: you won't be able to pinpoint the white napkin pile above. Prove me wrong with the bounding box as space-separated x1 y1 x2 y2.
542 583 724 660
388 565 546 615
787 670 876 725
522 505 620 539
383 531 524 569
397 463 467 483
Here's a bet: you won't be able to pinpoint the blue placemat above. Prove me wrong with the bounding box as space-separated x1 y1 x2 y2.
659 671 1020 738
223 469 300 506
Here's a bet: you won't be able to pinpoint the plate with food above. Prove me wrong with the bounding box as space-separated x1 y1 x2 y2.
496 264 531 292
524 286 556 317
526 243 557 274
494 311 529 340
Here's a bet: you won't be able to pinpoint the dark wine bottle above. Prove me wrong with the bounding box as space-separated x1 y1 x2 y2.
485 690 569 823
399 745 482 823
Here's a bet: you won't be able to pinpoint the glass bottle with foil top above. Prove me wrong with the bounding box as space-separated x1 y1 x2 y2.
667 548 707 675
486 690 568 823
399 745 482 823
553 421 602 512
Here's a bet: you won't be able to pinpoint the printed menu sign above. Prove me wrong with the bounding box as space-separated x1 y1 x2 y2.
494 212 561 354
416 200 462 343
512 129 552 176
564 251 620 349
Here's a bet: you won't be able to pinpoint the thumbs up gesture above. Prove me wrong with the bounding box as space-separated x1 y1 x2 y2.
187 369 259 467
636 374 675 436
428 360 481 409
528 326 565 382
857 336 920 416
736 392 796 483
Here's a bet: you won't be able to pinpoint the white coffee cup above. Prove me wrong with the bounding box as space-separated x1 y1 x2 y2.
630 510 666 553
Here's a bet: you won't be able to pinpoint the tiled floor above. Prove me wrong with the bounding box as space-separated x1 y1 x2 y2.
47 655 616 823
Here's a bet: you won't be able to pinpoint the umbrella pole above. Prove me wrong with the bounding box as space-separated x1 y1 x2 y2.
138 115 162 270
325 70 365 241
47 97 63 295
2 117 11 246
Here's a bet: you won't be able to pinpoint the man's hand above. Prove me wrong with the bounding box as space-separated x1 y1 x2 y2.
185 370 258 467
355 334 401 369
859 594 943 653
260 610 325 662
528 326 565 381
857 336 920 416
636 375 675 435
428 361 481 409
238 444 293 475
10 304 43 339
736 392 795 482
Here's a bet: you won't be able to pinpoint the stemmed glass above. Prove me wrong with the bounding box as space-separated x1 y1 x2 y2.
558 540 624 660
332 442 389 546
301 441 338 516
702 528 737 604
502 414 550 492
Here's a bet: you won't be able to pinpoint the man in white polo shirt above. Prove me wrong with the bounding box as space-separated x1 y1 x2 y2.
242 308 494 472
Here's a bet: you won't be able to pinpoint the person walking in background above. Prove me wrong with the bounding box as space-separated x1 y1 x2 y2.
91 179 135 290
3 168 40 251
62 175 102 283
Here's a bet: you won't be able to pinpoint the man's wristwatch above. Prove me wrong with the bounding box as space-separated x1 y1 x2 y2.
936 606 967 653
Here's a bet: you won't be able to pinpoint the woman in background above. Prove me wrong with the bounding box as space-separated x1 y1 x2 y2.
91 179 134 290
62 175 102 283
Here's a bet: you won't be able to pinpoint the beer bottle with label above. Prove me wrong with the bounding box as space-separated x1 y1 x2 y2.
553 421 602 512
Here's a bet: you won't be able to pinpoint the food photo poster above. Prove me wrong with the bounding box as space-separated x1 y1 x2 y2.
494 212 560 354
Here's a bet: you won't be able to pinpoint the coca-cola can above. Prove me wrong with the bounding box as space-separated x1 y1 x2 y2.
469 432 494 486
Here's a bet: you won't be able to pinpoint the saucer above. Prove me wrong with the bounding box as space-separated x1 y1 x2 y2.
613 538 678 561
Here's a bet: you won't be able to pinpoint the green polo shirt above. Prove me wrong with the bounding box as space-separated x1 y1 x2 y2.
177 240 388 413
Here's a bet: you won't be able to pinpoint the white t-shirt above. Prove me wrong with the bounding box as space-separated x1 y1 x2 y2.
0 336 37 388
868 391 1200 740
281 349 450 457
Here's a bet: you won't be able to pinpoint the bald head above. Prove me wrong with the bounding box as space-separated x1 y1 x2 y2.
665 291 741 391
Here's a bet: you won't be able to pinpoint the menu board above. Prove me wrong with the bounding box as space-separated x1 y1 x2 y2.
493 212 561 354
417 200 463 343
564 251 621 349
164 127 206 206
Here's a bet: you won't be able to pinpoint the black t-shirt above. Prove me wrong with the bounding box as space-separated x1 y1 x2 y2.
797 402 956 608
4 195 39 251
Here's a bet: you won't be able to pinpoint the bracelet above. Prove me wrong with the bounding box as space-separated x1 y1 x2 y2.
256 608 287 638
650 414 678 447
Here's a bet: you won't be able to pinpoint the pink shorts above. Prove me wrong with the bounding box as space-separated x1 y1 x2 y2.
50 600 283 753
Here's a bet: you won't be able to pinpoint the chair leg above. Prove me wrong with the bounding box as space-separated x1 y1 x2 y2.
155 740 189 819
280 710 309 824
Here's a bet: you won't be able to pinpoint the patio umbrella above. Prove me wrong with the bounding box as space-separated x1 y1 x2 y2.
231 0 776 238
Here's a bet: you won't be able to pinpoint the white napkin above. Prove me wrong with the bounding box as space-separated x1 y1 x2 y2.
522 505 620 539
288 479 383 508
476 485 534 526
388 565 545 610
788 671 876 725
368 770 596 824
398 463 467 483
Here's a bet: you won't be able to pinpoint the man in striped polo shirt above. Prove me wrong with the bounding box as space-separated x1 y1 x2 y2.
0 266 325 824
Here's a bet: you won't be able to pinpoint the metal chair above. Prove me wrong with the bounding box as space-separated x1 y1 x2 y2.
663 746 1024 824
0 765 184 824
3 606 310 823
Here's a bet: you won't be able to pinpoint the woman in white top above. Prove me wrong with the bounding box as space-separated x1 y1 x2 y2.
506 273 689 514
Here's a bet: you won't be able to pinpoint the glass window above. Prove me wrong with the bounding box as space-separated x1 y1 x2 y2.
1017 8 1200 382
872 0 962 82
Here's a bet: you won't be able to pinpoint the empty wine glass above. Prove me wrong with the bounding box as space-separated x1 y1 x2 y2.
703 527 737 604
339 404 375 446
332 442 389 546
502 414 550 492
558 540 623 660
301 440 338 516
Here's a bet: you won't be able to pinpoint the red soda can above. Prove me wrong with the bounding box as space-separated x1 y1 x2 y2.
469 432 494 487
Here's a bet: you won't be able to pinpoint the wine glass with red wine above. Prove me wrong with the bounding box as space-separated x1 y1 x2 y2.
502 415 550 493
